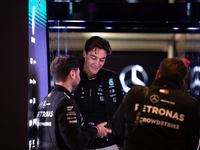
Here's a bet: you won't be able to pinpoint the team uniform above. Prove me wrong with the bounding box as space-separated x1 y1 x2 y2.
72 60 125 149
113 75 199 150
36 85 98 150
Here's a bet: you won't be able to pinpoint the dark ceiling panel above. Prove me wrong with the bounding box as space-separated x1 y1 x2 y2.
47 2 200 33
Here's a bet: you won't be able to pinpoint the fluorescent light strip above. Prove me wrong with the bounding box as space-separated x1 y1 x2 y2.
62 20 86 23
105 27 112 29
49 26 86 29
100 21 118 23
173 27 179 30
173 27 200 31
48 20 86 23
187 27 200 30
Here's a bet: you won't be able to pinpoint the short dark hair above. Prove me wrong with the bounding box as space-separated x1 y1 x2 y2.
84 36 112 54
50 55 80 83
159 57 188 85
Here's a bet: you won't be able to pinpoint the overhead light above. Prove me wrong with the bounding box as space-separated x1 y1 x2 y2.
48 20 86 23
187 27 200 30
105 27 112 29
49 26 86 29
173 27 179 30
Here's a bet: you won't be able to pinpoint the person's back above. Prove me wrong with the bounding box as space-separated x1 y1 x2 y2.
36 55 112 150
37 89 76 150
124 81 199 150
113 58 199 150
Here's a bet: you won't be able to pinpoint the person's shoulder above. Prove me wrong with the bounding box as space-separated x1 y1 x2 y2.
179 91 199 107
186 94 199 104
51 91 74 103
56 95 75 109
130 85 145 89
129 85 148 93
102 68 117 76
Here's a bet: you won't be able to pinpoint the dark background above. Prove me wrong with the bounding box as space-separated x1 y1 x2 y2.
0 1 28 150
104 51 167 87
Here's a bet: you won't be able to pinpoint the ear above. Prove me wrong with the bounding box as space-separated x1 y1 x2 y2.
155 70 160 79
69 70 75 80
83 50 86 58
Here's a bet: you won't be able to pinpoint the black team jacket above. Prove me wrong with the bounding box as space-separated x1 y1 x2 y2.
37 85 98 150
72 59 125 149
113 76 199 150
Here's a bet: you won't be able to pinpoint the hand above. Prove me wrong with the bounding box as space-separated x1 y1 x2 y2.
95 122 112 138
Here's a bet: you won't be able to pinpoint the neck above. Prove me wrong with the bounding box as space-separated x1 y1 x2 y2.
55 81 72 93
83 65 96 78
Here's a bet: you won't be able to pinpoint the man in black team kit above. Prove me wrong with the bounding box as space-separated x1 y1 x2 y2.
36 55 112 150
113 57 199 150
72 36 125 150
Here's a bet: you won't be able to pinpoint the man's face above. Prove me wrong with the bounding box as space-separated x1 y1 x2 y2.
83 48 107 78
72 68 80 92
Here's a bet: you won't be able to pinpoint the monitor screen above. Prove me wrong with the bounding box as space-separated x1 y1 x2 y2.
28 0 48 149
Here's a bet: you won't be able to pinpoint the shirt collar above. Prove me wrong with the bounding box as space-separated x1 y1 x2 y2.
53 84 72 98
